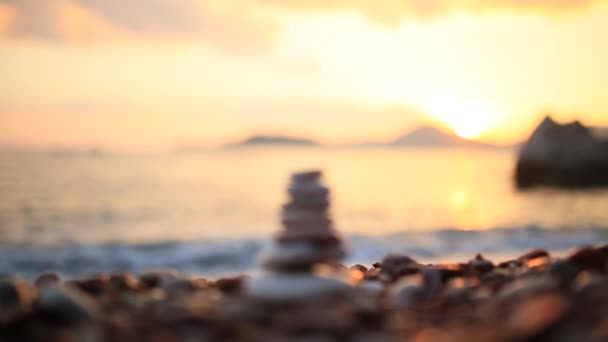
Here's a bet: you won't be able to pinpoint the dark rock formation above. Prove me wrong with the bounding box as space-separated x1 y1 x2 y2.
515 116 608 188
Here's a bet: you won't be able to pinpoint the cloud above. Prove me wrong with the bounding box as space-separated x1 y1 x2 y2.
0 0 598 52
0 0 278 53
1 1 65 39
260 0 597 26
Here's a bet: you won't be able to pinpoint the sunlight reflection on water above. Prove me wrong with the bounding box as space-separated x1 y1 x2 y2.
0 147 607 244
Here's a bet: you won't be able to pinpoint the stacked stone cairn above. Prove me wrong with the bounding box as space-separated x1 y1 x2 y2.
245 170 350 302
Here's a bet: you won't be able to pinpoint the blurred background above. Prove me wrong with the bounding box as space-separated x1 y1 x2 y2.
1 0 607 278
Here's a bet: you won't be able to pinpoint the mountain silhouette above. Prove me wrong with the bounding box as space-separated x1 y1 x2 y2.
227 135 320 147
389 126 494 147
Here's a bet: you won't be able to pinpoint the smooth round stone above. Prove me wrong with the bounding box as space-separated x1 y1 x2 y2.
350 264 368 273
389 275 425 309
549 260 579 289
288 197 330 209
470 254 494 274
0 278 37 324
498 276 557 300
517 249 550 262
245 272 350 302
567 246 607 271
283 201 329 211
109 272 139 291
35 272 62 287
288 185 328 198
36 285 99 323
282 219 333 231
260 242 345 270
281 208 330 222
282 218 332 229
274 230 341 244
139 271 177 288
279 221 334 233
357 280 385 296
291 170 322 183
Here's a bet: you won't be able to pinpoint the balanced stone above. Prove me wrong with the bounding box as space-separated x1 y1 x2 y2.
245 170 350 302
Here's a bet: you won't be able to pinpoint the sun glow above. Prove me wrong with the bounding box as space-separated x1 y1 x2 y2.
423 93 495 139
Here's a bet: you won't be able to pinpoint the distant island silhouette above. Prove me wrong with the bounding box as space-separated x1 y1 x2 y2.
224 126 500 149
226 135 320 147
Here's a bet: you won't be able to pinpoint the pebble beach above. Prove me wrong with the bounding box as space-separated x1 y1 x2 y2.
2 245 608 341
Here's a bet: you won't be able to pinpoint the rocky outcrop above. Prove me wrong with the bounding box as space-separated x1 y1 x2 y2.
515 116 608 188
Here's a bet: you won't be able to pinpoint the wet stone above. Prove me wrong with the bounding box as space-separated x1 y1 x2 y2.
549 260 579 289
109 272 139 291
68 276 109 296
497 259 523 269
567 246 608 271
35 272 62 287
436 266 464 283
498 276 558 300
469 254 494 275
574 273 608 299
350 265 368 273
379 254 420 281
421 267 443 296
0 277 37 324
365 268 381 280
215 275 247 295
390 275 425 309
518 249 550 262
505 293 569 340
139 271 177 288
35 285 99 325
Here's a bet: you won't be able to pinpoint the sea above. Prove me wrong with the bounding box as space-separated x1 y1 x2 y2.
1 146 607 279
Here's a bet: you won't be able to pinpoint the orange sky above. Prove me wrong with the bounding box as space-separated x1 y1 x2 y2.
1 0 607 148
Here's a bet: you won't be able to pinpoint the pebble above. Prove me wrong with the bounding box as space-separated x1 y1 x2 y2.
379 254 420 281
68 275 109 296
0 277 37 324
498 276 557 300
549 260 579 289
469 254 494 274
389 275 425 309
518 249 550 262
35 285 99 324
246 272 350 302
567 246 608 271
109 272 140 291
504 293 569 340
139 271 177 288
350 264 368 273
215 276 246 295
34 272 62 287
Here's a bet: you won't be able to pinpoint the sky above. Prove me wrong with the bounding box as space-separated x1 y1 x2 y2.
1 0 607 149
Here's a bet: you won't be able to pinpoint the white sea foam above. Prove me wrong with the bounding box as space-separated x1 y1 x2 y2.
0 226 605 279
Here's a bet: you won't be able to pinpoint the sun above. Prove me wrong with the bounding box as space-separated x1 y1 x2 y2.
451 118 488 139
422 93 494 139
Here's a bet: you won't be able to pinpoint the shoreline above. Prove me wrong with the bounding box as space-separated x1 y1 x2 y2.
2 225 606 281
1 244 607 341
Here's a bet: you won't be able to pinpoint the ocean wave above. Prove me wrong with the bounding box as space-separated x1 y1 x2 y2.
0 226 606 279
